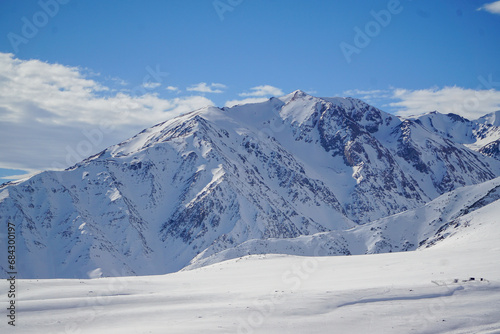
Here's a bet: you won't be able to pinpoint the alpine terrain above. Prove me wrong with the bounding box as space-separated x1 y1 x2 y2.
1 90 500 279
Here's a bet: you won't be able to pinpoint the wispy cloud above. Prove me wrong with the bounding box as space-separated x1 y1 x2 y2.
142 82 161 89
187 82 227 93
239 85 284 97
0 171 40 181
106 76 128 87
477 1 500 14
166 86 180 93
0 53 214 172
341 88 394 108
226 85 284 106
225 97 270 108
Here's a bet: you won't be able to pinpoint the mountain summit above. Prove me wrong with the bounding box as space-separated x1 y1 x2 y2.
1 92 500 278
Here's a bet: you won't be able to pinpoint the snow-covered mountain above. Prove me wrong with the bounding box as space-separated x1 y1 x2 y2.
186 176 500 270
413 110 500 160
1 91 500 278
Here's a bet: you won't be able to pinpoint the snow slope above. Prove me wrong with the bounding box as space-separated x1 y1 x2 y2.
2 191 499 334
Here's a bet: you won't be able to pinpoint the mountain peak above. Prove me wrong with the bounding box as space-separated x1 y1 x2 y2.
291 89 308 98
278 90 312 104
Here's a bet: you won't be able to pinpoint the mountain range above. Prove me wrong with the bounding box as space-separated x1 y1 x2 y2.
1 90 500 278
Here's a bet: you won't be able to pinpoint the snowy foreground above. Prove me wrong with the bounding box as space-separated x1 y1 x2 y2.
3 203 500 334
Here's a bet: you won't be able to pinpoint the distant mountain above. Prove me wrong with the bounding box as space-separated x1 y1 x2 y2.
1 91 500 278
413 110 500 160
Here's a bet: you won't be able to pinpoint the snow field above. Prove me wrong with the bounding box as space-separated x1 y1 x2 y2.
3 217 499 334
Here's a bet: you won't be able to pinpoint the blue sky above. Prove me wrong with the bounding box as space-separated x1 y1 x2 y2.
1 0 500 180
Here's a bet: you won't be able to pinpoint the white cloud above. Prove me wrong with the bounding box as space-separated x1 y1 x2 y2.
477 1 500 14
341 86 500 120
166 86 180 92
225 97 270 108
390 86 500 119
187 82 226 93
107 76 128 86
211 83 227 89
239 85 284 97
0 53 214 172
142 82 161 89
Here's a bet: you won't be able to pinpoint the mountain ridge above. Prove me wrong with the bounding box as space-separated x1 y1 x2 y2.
412 109 500 160
1 91 500 278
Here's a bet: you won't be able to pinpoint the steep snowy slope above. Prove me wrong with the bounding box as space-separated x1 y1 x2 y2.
1 91 499 278
186 177 500 269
